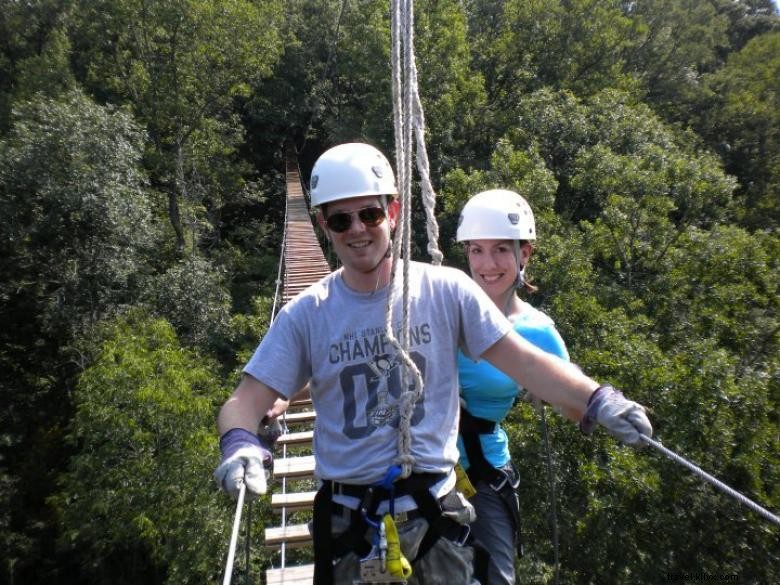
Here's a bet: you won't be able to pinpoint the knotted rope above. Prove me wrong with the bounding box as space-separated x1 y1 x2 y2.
387 0 442 478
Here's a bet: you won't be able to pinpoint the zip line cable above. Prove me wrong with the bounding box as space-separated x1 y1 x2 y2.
222 482 247 585
538 406 560 585
639 433 780 527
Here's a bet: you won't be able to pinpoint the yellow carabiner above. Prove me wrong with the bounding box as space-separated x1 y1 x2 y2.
381 514 412 579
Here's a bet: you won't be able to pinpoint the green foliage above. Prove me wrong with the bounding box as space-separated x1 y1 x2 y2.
0 0 75 130
701 31 780 229
142 255 232 353
413 0 489 170
625 0 730 120
0 88 159 583
492 0 641 106
0 89 156 341
506 88 737 227
0 1 777 582
70 0 285 253
50 313 248 584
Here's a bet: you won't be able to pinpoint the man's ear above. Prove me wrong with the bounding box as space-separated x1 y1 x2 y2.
386 199 401 230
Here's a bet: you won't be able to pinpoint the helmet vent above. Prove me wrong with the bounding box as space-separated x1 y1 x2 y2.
372 165 384 178
311 175 319 189
508 213 520 225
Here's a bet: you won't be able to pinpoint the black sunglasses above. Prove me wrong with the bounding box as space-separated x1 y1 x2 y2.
325 206 387 233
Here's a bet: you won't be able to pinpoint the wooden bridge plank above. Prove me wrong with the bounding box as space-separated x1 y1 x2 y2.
276 430 313 446
266 564 314 585
274 455 315 479
271 490 317 512
264 522 313 548
281 411 316 425
266 160 324 583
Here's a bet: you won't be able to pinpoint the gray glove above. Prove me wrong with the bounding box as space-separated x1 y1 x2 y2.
580 385 652 446
214 428 272 498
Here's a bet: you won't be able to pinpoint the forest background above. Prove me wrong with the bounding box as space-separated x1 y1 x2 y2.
0 1 778 583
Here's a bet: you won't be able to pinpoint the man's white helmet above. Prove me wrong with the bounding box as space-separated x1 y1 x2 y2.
309 142 397 207
456 189 536 242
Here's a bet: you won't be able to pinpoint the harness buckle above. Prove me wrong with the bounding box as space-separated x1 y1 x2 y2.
359 486 378 519
488 464 520 494
488 472 509 493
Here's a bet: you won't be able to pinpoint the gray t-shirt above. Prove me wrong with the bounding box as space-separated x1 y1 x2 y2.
244 261 511 485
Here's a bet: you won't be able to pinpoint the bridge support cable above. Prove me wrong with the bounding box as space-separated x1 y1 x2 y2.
261 159 330 584
282 161 332 304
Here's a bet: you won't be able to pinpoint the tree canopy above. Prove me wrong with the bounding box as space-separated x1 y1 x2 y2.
0 1 777 583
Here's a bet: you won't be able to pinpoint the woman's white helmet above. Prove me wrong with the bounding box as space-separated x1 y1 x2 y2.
309 142 397 207
456 189 536 242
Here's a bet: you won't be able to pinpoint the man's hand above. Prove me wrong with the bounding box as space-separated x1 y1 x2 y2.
214 428 272 498
580 385 652 446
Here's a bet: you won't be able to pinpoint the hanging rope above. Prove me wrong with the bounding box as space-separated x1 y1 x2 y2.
386 0 443 478
639 434 780 526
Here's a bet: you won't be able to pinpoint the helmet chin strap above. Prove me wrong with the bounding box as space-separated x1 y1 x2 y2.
501 241 526 317
358 242 394 294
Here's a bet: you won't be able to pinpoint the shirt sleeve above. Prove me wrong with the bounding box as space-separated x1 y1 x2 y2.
514 310 570 361
243 306 311 398
455 271 512 359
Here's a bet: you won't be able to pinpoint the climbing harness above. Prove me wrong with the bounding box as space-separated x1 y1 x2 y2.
356 467 413 583
313 470 463 584
459 407 524 559
639 433 780 526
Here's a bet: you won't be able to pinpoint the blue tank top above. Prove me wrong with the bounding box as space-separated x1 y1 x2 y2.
457 302 569 470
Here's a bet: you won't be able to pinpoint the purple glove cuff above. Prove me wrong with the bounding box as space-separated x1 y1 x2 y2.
579 384 622 434
219 428 272 463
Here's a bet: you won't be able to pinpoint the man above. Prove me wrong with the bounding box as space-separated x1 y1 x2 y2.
215 142 652 584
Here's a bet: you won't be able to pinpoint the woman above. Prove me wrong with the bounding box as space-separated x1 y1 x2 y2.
456 189 572 585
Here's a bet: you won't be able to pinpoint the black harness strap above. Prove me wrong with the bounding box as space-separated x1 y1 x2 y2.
459 407 498 484
313 480 333 585
459 406 524 558
409 486 451 561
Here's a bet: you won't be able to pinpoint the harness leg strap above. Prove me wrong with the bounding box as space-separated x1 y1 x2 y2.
313 481 334 585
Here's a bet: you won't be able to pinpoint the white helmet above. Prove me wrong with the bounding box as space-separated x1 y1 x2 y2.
456 189 536 242
309 142 397 207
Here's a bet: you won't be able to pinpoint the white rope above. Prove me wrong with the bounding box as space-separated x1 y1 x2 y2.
221 482 247 585
388 0 443 478
640 434 780 526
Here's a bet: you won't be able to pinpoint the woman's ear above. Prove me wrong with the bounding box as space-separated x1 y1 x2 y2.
520 242 534 265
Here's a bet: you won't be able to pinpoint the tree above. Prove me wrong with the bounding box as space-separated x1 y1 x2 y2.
624 0 730 121
0 90 156 342
488 0 640 112
0 0 74 131
143 255 232 354
0 89 157 584
700 31 780 229
412 0 489 172
51 313 250 584
71 0 285 253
